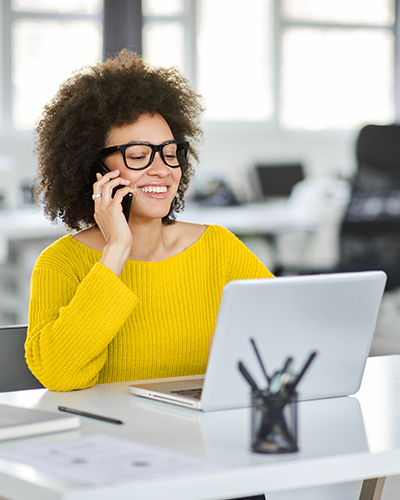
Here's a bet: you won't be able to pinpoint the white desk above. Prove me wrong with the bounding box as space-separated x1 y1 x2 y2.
178 201 318 237
0 355 399 500
0 202 317 262
178 201 319 273
0 207 66 264
0 207 67 323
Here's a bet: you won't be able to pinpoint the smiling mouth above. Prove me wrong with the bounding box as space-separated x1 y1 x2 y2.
138 186 168 193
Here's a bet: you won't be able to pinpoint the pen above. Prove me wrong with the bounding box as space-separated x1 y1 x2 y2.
58 406 123 425
287 351 317 394
238 361 261 393
250 337 270 385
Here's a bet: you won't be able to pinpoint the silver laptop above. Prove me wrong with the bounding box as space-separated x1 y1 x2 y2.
129 271 386 411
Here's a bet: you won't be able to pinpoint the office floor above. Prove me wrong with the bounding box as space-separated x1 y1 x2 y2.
268 286 400 500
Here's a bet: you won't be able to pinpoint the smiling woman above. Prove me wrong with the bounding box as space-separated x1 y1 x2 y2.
26 50 273 396
26 52 273 500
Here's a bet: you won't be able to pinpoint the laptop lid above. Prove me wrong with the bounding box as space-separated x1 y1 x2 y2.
201 271 386 411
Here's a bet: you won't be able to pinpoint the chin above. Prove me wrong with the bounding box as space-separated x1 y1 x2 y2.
132 209 171 222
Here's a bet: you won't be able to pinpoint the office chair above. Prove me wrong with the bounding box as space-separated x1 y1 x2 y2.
338 123 400 290
0 324 44 392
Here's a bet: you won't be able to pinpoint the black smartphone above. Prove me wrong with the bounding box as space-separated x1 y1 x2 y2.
91 159 133 222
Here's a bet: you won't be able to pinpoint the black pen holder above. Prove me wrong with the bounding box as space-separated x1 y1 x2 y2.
251 390 298 454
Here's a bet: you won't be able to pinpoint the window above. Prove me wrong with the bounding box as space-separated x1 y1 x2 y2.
197 0 273 121
280 0 396 130
2 0 397 131
143 0 397 130
2 0 103 130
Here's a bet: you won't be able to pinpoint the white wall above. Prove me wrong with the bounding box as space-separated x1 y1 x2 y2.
200 122 358 179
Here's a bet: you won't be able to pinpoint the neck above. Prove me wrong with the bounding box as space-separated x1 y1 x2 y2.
127 217 170 262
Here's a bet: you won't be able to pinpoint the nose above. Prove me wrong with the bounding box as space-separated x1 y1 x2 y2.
147 151 170 176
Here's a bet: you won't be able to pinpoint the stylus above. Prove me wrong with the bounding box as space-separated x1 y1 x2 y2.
58 406 123 425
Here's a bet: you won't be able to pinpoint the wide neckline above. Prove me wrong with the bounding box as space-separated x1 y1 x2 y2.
67 224 211 264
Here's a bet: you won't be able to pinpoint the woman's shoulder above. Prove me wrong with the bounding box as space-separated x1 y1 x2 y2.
198 224 243 245
71 226 104 251
34 232 99 272
169 221 237 248
168 223 245 261
166 221 207 256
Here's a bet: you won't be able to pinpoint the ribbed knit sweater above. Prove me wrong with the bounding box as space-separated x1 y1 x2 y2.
26 224 273 391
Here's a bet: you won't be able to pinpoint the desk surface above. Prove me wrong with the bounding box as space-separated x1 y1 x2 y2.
177 201 318 236
1 201 317 238
0 356 400 500
0 207 66 263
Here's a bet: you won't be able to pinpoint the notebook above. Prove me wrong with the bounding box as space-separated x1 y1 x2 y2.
0 404 80 441
129 271 386 411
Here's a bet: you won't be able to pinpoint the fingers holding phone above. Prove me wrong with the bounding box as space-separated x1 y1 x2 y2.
92 161 133 222
94 171 134 215
92 169 136 249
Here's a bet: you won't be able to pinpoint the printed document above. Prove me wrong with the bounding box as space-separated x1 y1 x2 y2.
0 434 225 486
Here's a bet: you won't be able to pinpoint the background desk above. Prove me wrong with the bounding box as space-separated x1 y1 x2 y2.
0 355 399 500
0 207 67 325
0 207 67 264
0 203 317 325
179 201 319 273
178 201 318 236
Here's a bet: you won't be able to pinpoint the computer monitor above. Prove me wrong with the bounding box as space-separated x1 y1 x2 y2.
255 163 305 198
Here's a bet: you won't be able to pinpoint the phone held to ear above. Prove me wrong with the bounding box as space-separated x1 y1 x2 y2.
91 160 133 222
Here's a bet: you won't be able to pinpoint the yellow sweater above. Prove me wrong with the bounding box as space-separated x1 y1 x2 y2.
26 225 273 391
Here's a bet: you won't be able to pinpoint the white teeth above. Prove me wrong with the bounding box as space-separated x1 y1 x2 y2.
139 186 168 193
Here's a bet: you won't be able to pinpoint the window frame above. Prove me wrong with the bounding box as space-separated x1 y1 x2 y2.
141 0 196 84
0 0 103 131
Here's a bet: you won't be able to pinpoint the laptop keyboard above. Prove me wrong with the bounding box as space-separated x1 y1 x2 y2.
170 388 203 400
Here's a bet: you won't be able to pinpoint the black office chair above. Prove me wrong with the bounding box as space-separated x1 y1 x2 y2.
0 324 44 392
338 123 400 290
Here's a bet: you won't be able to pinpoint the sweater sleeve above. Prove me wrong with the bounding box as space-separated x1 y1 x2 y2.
26 261 138 391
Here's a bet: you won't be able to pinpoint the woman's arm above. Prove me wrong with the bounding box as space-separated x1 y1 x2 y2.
26 170 139 391
26 262 138 391
93 170 136 276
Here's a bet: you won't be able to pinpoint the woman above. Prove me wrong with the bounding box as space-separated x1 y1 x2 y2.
26 48 271 500
26 49 273 393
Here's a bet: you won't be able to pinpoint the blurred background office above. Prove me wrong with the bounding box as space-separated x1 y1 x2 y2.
1 0 400 357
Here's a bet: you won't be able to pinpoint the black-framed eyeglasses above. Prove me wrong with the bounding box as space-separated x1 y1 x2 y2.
100 140 189 171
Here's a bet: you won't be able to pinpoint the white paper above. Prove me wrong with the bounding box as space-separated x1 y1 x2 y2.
0 434 226 486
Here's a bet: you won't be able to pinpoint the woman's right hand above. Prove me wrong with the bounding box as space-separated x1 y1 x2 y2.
92 170 136 275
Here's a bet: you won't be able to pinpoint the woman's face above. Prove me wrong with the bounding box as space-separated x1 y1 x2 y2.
103 113 182 223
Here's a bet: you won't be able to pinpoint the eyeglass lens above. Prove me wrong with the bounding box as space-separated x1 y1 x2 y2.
125 142 185 169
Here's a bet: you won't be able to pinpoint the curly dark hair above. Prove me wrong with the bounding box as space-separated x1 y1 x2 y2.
33 49 204 231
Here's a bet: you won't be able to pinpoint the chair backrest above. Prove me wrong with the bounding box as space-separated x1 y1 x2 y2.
357 123 400 174
0 324 44 392
339 124 400 289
